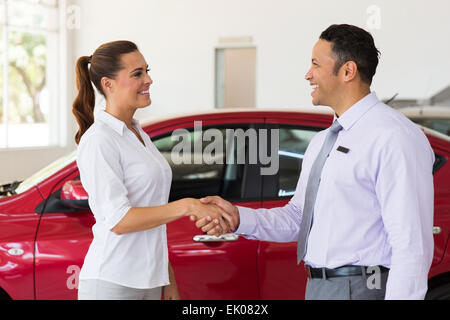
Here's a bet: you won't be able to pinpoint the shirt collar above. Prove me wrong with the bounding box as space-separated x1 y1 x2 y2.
333 92 380 131
96 109 140 136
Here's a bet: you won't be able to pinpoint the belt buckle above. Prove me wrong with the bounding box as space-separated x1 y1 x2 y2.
305 265 312 279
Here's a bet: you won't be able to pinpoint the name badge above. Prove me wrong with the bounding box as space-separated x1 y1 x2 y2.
337 146 350 154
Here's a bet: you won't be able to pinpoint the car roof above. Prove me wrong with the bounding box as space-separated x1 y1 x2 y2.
140 107 333 126
140 107 450 143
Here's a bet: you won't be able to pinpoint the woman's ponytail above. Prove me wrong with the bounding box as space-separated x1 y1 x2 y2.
72 56 95 144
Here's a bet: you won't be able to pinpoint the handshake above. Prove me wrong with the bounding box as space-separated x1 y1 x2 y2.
188 196 240 236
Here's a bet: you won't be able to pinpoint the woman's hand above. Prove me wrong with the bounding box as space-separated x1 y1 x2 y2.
186 198 235 235
163 262 180 300
163 282 180 300
191 196 240 235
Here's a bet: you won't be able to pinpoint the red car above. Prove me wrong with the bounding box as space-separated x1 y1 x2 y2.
1 109 450 300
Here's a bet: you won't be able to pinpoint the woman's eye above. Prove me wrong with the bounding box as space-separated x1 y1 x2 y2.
133 68 150 78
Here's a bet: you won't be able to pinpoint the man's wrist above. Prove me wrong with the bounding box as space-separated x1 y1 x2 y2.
232 206 240 231
232 206 245 233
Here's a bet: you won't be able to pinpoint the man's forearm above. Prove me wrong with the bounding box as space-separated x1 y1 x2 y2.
234 202 302 242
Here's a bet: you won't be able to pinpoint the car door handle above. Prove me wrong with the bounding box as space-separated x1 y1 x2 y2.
193 233 239 242
433 226 442 235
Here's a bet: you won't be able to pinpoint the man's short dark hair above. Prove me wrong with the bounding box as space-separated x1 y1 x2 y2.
320 24 380 85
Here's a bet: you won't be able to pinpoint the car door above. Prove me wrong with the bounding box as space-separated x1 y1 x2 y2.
258 114 450 299
148 116 265 299
258 114 330 299
34 115 265 300
34 164 94 300
425 137 450 268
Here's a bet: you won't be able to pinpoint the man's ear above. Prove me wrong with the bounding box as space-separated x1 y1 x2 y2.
342 61 358 82
101 77 113 94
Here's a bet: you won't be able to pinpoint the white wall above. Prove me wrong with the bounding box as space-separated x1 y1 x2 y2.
71 0 450 119
3 0 450 184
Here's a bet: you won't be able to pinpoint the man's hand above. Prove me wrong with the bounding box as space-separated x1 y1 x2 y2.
187 199 234 236
191 196 240 235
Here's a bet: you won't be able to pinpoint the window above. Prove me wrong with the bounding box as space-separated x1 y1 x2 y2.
153 124 259 202
411 118 450 136
262 126 319 199
0 0 63 148
277 127 317 197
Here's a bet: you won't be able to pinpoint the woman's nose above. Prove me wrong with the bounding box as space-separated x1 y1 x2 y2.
146 74 153 85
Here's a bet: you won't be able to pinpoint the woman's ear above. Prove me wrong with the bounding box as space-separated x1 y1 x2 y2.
101 77 113 94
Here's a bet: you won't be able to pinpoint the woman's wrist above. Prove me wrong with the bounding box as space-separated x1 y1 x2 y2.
179 198 196 217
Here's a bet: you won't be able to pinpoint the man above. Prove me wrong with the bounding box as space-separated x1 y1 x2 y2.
195 24 435 300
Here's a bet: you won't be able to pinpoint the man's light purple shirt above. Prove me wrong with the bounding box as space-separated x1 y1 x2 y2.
235 92 435 299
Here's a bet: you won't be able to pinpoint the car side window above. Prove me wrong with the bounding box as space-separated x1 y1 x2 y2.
433 153 446 174
277 127 318 197
411 119 450 136
153 124 258 202
266 126 445 199
262 125 319 200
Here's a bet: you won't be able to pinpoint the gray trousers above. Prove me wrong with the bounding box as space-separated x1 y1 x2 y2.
305 270 389 300
78 279 162 300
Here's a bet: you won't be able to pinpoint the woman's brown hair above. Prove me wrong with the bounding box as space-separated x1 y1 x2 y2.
72 40 138 144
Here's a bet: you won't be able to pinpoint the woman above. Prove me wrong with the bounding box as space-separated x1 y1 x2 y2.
73 40 232 300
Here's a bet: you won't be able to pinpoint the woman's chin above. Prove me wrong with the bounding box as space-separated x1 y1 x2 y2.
138 98 151 108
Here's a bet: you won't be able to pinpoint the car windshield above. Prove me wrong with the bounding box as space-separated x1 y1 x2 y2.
15 150 76 194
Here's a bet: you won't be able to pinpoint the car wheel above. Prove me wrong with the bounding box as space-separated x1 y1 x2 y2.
426 283 450 300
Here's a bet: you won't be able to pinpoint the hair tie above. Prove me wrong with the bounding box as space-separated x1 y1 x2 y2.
88 55 93 63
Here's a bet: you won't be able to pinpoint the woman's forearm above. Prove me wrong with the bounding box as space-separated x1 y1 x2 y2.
111 198 194 235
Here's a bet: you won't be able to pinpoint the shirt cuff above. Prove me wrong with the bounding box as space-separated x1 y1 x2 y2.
234 206 257 235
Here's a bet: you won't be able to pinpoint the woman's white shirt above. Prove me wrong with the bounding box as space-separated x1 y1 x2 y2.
76 110 172 289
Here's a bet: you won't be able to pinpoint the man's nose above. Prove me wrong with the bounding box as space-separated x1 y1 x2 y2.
305 68 312 81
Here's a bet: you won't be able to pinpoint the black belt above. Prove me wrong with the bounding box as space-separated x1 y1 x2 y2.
305 265 389 279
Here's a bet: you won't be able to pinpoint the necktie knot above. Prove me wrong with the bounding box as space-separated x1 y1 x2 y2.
330 120 343 133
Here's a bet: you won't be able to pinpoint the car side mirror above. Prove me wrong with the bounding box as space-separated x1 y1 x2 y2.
60 180 89 210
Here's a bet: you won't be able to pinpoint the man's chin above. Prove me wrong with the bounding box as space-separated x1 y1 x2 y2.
311 98 329 107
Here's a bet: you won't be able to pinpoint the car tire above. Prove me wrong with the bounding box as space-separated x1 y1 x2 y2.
426 283 450 300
